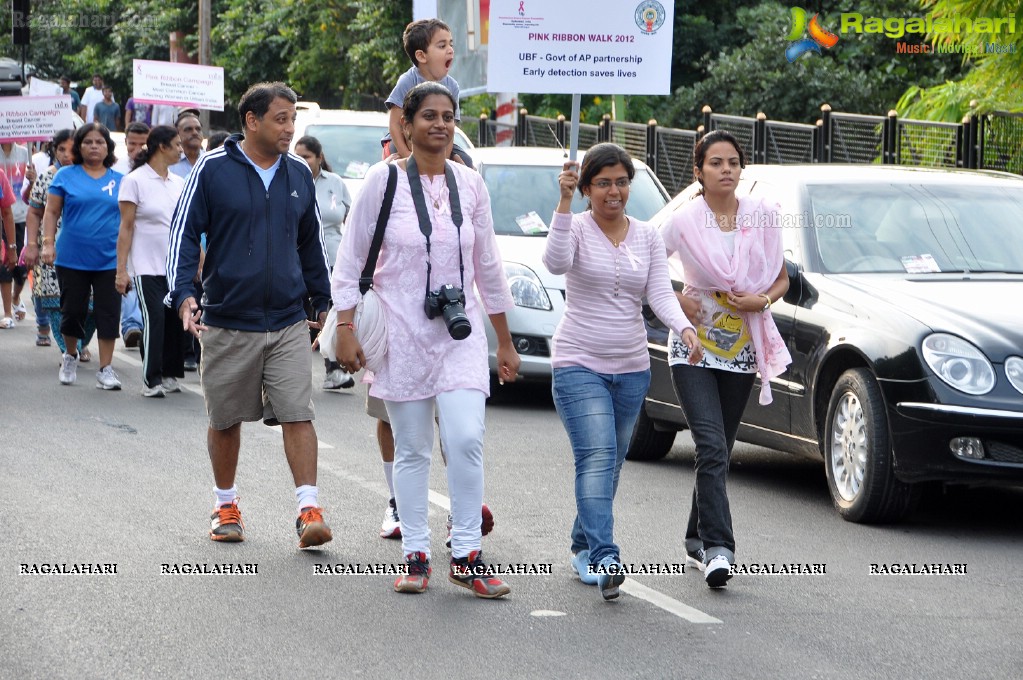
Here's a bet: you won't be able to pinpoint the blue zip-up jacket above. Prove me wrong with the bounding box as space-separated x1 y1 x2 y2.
167 134 330 332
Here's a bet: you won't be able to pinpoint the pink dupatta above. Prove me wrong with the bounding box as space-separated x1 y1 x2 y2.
664 195 792 404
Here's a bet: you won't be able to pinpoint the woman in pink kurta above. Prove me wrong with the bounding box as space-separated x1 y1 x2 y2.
331 82 520 598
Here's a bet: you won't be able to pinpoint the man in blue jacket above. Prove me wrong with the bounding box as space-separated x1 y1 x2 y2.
168 82 334 549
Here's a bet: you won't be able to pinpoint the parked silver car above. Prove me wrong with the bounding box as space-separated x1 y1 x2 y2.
471 146 670 381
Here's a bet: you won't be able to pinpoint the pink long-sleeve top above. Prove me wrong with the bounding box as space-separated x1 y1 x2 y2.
542 210 693 374
331 161 514 402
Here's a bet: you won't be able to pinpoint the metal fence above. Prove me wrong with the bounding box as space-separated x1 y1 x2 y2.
470 105 1022 195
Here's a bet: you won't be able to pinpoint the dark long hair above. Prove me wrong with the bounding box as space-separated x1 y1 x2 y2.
71 123 116 167
693 130 747 196
295 135 332 173
131 125 178 172
578 142 635 196
402 81 456 122
48 129 75 165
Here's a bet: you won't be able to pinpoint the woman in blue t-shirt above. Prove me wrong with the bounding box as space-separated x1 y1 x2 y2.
40 123 124 390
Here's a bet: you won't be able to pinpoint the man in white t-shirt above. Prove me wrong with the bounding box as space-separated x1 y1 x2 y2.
78 74 105 123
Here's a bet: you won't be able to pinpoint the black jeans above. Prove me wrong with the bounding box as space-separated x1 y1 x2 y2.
670 364 755 563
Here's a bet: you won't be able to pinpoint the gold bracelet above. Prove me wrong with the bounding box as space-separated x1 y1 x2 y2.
42 236 53 244
760 294 772 312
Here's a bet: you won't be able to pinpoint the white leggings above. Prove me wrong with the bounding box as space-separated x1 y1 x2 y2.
386 389 486 560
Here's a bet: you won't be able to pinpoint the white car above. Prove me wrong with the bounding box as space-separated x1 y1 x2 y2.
292 102 474 200
471 146 671 381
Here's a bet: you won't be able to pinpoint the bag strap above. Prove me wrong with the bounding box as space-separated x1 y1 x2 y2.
359 163 398 295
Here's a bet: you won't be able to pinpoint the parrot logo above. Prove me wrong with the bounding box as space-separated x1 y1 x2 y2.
785 7 839 62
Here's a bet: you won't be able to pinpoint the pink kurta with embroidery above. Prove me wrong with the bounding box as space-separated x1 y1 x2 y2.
331 161 514 402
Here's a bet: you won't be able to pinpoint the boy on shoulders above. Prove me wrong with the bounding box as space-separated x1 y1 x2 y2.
381 18 472 167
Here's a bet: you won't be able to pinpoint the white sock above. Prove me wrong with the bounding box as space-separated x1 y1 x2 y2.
214 486 238 508
382 462 395 499
296 484 319 511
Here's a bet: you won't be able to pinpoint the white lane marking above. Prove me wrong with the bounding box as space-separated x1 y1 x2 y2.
114 350 204 397
119 342 721 624
530 610 567 617
620 579 722 624
262 424 335 450
319 455 721 624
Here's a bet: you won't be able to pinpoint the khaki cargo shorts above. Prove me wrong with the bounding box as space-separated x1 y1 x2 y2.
200 321 315 430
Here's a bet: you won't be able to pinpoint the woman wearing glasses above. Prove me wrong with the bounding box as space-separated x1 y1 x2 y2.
544 142 702 601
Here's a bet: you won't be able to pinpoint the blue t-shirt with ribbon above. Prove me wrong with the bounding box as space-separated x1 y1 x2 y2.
48 164 123 271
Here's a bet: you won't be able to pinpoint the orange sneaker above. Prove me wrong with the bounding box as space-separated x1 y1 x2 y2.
449 550 511 599
209 500 244 542
394 552 431 593
296 506 333 548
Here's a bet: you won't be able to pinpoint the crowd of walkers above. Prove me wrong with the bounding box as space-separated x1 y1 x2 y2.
5 37 788 602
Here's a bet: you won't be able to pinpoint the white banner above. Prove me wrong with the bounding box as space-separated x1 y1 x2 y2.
0 96 76 143
131 59 225 111
29 78 64 97
486 0 673 95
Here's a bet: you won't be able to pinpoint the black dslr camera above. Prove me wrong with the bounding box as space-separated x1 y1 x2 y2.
424 284 472 340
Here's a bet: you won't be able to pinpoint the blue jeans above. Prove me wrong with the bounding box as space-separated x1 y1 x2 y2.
670 364 755 564
552 366 651 567
120 287 143 336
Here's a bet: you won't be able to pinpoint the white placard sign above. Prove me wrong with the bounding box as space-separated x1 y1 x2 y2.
487 0 673 94
29 78 64 97
0 96 75 143
131 59 225 111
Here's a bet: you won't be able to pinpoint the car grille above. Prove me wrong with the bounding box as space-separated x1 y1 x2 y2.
985 441 1023 465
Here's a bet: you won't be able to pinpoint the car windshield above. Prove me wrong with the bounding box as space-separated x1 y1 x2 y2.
480 164 668 236
305 124 386 180
809 182 1023 274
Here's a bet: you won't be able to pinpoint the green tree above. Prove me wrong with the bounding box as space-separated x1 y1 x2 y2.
662 0 968 129
897 0 1023 119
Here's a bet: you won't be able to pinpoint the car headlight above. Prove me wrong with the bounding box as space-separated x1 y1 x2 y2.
504 262 553 311
921 333 995 395
1005 357 1023 395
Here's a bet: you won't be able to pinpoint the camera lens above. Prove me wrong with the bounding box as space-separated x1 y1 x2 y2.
443 304 472 340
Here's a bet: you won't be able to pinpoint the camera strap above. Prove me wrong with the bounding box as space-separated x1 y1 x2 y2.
406 154 464 300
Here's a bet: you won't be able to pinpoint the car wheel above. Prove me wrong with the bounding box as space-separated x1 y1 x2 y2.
626 407 676 462
824 368 918 523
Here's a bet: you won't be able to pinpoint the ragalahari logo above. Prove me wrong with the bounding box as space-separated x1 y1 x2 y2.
786 7 839 62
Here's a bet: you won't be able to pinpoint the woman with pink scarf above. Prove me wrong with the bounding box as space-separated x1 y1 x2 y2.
661 130 792 588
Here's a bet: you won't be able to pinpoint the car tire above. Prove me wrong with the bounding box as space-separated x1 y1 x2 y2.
824 368 918 523
626 407 677 462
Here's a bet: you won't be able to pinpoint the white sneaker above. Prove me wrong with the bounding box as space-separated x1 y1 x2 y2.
141 384 165 398
686 548 706 573
322 368 355 390
59 352 78 385
162 377 181 393
705 555 733 588
379 498 400 539
96 365 122 390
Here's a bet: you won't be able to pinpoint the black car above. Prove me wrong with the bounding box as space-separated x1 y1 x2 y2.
628 165 1023 523
0 57 31 96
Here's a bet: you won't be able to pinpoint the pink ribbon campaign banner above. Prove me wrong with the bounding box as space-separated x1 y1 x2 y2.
0 96 76 143
486 0 674 94
131 59 225 111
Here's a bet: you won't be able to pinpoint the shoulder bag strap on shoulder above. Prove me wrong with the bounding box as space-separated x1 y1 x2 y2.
359 163 397 295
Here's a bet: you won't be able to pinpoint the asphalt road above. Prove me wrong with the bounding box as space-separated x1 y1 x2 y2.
2 324 1022 680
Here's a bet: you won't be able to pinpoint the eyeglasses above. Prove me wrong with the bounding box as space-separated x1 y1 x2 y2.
591 178 631 189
